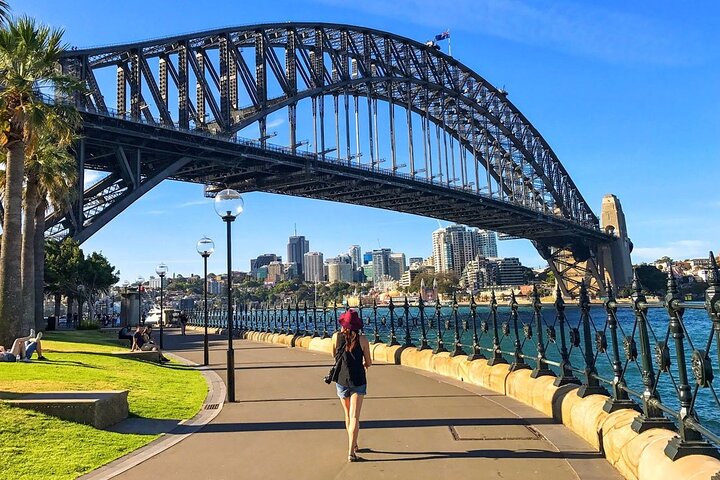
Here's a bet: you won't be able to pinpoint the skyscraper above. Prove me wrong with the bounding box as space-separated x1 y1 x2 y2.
372 249 391 283
349 245 362 270
303 252 324 282
432 225 498 275
475 229 498 257
250 253 281 278
388 253 407 280
287 235 310 277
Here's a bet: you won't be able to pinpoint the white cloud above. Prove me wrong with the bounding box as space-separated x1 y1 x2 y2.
177 199 211 208
632 240 715 263
144 209 167 216
266 117 285 129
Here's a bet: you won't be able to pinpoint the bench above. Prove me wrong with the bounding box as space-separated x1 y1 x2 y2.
4 390 129 429
114 350 163 363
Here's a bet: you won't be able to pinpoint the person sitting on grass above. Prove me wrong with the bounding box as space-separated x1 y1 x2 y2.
0 331 46 362
130 325 169 362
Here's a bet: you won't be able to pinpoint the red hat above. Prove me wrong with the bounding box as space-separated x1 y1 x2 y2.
339 309 363 331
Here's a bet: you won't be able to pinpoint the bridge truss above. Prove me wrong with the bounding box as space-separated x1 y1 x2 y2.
51 23 613 296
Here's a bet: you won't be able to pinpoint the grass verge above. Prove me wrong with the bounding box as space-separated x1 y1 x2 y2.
0 330 207 479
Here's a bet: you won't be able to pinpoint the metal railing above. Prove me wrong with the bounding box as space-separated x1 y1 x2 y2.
186 253 720 461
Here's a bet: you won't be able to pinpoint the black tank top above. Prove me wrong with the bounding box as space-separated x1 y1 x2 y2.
335 333 367 388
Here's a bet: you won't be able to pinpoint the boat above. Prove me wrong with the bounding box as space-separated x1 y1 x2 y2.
143 306 162 326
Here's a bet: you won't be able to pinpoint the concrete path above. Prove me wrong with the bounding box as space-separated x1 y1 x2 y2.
112 329 622 480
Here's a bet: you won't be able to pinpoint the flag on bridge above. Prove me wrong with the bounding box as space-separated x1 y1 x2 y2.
434 30 450 41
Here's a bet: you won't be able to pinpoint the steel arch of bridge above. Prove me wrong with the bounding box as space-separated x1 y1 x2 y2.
52 22 613 296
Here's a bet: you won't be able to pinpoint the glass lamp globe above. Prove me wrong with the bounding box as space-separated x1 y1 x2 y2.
197 237 215 256
213 188 244 219
156 262 168 277
136 275 144 286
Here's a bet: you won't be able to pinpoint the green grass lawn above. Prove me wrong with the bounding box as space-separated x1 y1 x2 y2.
0 330 207 479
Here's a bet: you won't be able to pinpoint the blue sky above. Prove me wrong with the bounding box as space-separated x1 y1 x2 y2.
16 0 720 282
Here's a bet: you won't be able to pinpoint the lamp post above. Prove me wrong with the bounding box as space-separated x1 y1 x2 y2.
155 263 168 349
77 284 85 328
197 237 215 366
214 188 244 403
136 276 145 327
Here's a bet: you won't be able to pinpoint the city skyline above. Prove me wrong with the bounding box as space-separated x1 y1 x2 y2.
15 1 720 283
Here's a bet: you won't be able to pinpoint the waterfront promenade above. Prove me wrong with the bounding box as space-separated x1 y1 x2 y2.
93 330 621 479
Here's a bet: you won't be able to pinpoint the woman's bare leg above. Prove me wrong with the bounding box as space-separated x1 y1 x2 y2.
348 393 364 457
340 396 351 431
10 338 27 357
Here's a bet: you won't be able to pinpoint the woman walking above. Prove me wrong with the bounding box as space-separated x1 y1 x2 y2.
332 309 372 462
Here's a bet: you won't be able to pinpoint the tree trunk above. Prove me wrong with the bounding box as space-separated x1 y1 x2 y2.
66 296 72 328
21 175 40 334
0 142 26 345
34 199 48 331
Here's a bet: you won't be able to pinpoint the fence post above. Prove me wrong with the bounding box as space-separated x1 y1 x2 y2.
531 284 554 378
450 293 467 357
403 296 413 347
311 302 319 337
468 295 484 361
576 280 608 397
321 302 329 339
664 263 719 459
417 296 430 350
433 300 447 353
294 302 299 335
630 270 675 432
509 290 529 371
553 287 579 386
602 281 636 411
372 298 381 344
388 298 399 346
487 290 507 366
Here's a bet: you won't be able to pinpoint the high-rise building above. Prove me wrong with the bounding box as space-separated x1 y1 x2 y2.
432 225 498 275
388 253 406 280
267 261 285 283
303 252 324 282
363 252 373 265
251 253 281 277
408 257 424 266
498 257 525 285
287 235 310 277
328 261 354 283
475 229 498 257
462 256 499 291
372 249 391 283
349 245 362 270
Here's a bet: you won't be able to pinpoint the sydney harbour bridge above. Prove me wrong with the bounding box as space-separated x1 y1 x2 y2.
49 23 624 296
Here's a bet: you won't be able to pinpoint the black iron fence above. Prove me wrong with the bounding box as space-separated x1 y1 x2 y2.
187 253 720 461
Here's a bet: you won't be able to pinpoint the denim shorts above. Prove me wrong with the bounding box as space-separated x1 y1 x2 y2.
336 383 367 398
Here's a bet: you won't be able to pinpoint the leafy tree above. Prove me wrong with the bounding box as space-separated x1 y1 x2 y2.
0 17 82 343
627 265 667 296
78 252 119 324
44 238 83 323
0 1 9 26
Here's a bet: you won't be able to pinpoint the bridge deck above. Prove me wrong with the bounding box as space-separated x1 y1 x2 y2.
106 330 621 479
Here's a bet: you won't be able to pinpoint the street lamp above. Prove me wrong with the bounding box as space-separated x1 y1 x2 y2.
77 284 86 328
136 275 145 327
197 237 215 366
155 263 168 349
214 188 244 402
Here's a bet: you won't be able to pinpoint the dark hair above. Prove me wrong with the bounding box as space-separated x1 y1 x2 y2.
343 329 358 352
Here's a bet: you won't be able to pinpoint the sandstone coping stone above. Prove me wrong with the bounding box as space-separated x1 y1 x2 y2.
114 351 163 363
486 363 511 394
602 410 643 466
431 351 452 376
530 375 561 417
308 337 333 354
6 390 129 429
370 342 387 362
547 383 579 422
567 394 608 450
385 345 405 364
456 358 472 382
616 428 676 480
465 358 490 386
506 368 534 404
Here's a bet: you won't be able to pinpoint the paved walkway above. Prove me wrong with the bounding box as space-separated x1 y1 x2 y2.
111 330 622 480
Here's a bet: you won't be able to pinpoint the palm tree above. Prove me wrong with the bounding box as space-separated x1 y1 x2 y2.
0 17 82 344
0 1 10 26
22 136 79 332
